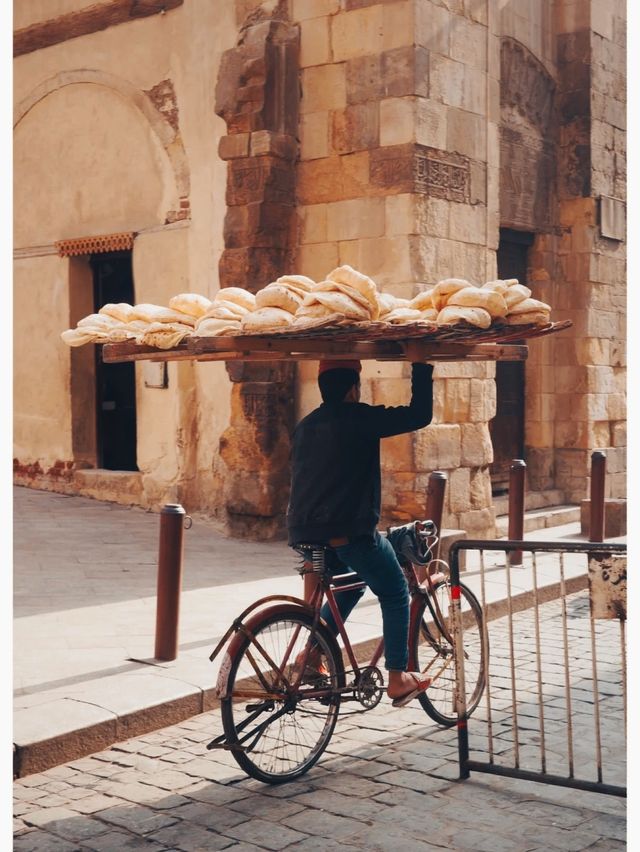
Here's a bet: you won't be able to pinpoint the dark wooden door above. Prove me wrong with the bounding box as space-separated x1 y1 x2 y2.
92 252 138 471
489 230 532 492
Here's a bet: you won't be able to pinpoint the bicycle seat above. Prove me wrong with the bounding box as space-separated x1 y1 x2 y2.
292 543 348 574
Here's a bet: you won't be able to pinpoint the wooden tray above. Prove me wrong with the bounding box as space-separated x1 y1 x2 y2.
101 320 572 365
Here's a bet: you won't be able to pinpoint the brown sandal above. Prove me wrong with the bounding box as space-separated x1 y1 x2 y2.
390 672 431 708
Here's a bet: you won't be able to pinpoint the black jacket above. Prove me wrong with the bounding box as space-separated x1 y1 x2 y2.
287 363 434 544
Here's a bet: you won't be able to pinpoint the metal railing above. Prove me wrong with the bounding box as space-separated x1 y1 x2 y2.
450 539 627 798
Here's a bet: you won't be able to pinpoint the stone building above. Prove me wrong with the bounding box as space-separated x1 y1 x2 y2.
13 0 626 540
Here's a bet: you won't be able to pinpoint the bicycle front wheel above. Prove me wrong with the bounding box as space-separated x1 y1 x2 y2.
220 607 344 784
411 581 487 727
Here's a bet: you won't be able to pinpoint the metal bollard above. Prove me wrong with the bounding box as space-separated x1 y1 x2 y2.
423 470 447 580
154 503 186 661
589 451 606 542
508 459 526 566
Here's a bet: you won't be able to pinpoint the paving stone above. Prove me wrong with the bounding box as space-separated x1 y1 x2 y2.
346 826 446 851
375 768 450 794
227 793 305 821
223 816 308 850
147 821 236 851
164 801 249 831
14 830 83 852
22 806 111 841
282 807 365 842
98 803 178 834
291 789 381 821
82 830 168 851
64 793 127 815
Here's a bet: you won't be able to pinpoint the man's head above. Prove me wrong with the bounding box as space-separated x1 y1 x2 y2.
318 360 362 404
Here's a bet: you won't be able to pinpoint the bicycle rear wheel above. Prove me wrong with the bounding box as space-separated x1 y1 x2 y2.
411 581 487 727
220 607 344 784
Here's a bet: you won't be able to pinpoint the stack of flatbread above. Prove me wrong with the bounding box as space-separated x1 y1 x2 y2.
241 276 316 332
431 278 551 329
291 265 380 328
195 288 256 336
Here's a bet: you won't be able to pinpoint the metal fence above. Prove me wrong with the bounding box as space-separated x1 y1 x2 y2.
449 539 627 798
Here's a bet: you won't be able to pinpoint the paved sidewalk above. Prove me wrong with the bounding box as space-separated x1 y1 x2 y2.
13 485 625 777
14 591 626 851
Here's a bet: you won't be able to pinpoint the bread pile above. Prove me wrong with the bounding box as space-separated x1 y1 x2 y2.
61 267 552 350
61 295 211 349
427 278 551 329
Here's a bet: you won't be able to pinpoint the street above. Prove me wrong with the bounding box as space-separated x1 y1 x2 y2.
14 591 626 851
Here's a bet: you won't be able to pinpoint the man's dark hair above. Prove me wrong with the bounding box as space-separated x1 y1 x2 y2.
318 368 360 403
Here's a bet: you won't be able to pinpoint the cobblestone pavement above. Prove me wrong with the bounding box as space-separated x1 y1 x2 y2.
13 592 626 851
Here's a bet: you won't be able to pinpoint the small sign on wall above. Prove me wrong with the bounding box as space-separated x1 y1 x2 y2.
588 554 626 620
143 361 168 389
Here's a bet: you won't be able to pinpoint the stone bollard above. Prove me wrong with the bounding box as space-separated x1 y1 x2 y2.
155 503 186 661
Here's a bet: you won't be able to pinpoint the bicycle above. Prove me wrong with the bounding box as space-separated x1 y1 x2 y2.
207 520 488 784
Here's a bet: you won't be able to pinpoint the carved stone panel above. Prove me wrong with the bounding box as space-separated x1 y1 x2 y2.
369 144 470 202
500 38 557 232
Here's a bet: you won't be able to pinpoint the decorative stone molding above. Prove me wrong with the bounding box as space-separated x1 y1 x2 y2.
56 232 136 257
369 144 470 202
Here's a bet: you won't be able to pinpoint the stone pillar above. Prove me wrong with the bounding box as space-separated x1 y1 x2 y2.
551 0 626 503
295 1 497 538
215 11 300 537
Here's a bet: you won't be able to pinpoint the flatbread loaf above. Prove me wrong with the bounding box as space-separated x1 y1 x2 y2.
447 286 508 318
411 289 435 311
78 313 119 329
214 287 256 311
255 283 304 314
507 297 551 315
481 280 510 295
169 293 213 318
195 317 241 336
139 322 193 349
437 305 492 329
432 278 472 311
504 284 532 309
61 328 97 347
310 280 374 315
241 307 295 330
200 301 249 322
419 308 438 322
99 303 135 323
130 303 196 326
326 265 379 315
309 290 371 321
275 275 315 292
504 310 550 326
295 303 334 320
384 307 423 324
377 292 398 317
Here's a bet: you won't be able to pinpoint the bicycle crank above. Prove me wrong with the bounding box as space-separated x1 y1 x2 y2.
354 666 384 709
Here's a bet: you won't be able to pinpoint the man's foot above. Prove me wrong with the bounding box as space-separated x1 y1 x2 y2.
292 648 329 681
387 671 431 708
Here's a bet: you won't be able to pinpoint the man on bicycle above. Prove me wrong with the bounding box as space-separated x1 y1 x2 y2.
287 358 434 707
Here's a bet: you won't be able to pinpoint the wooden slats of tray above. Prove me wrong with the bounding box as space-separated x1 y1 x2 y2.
101 320 572 365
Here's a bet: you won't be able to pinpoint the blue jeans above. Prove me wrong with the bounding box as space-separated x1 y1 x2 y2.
320 531 410 671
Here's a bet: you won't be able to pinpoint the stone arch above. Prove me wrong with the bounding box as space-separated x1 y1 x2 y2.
499 37 556 231
14 69 190 200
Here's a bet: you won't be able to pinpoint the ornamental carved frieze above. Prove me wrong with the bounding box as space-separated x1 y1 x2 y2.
370 144 470 203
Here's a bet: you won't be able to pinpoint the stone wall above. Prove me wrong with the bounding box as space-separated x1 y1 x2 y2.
549 0 627 503
293 0 497 537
